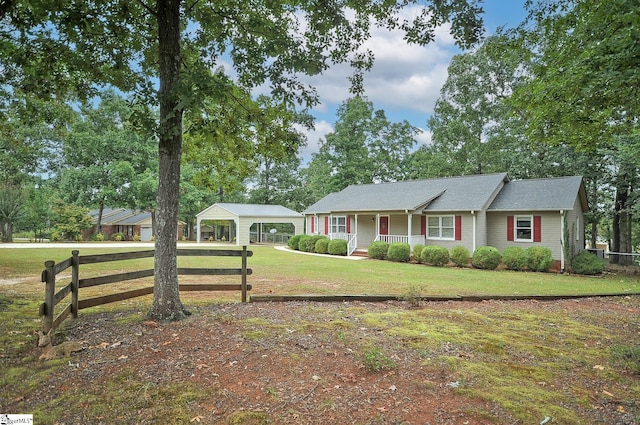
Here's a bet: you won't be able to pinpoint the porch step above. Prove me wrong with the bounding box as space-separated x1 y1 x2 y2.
351 249 369 257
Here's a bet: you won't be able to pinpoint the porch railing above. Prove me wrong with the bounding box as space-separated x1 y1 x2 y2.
376 234 425 248
330 232 358 256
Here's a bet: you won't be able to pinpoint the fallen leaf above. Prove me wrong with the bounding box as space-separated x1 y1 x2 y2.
190 415 204 423
593 364 605 370
602 390 614 397
617 406 625 413
142 321 158 327
118 355 128 360
110 341 122 348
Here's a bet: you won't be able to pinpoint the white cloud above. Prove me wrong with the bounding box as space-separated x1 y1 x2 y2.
296 120 334 164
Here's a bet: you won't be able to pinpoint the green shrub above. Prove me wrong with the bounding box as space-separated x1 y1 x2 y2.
112 232 126 242
288 234 302 250
421 245 449 266
472 246 502 270
502 246 528 271
94 233 105 242
526 246 554 272
297 235 311 251
412 244 425 262
387 242 411 262
368 241 389 260
304 235 327 253
571 250 605 275
315 238 330 254
133 233 142 242
49 230 63 242
328 239 348 256
449 245 470 267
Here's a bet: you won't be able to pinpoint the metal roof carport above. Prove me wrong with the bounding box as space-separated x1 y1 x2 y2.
196 203 304 246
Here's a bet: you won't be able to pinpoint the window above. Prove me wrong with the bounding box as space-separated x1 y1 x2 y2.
515 216 532 241
427 216 455 240
331 216 346 233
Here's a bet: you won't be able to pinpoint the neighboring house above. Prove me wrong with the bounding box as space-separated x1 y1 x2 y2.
196 203 305 246
302 173 589 271
87 208 184 241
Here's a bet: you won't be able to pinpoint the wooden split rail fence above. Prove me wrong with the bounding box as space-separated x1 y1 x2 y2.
40 247 252 335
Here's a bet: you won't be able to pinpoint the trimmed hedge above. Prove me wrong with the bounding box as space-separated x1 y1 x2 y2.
301 235 327 252
387 242 411 262
526 246 554 272
288 234 302 250
502 246 528 271
297 235 311 251
368 241 389 260
571 250 605 275
412 244 425 263
449 245 470 268
472 246 501 270
421 245 449 266
328 239 348 256
315 238 330 254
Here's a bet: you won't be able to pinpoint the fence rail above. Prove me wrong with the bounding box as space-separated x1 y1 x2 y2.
40 247 252 336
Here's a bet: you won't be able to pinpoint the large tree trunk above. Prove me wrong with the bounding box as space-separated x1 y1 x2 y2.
148 0 188 321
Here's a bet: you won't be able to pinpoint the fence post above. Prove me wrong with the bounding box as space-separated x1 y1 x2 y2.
241 245 247 303
43 260 56 335
71 250 79 318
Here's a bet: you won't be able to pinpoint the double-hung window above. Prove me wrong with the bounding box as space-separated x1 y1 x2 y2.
515 216 533 241
427 216 454 240
331 216 347 234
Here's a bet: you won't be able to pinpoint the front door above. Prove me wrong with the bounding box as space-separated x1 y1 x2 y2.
379 216 389 235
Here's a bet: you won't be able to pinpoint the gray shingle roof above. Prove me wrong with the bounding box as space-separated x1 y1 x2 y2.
215 203 302 217
303 173 509 214
488 176 586 211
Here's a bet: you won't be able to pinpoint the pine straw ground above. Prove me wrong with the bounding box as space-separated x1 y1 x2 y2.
2 295 640 425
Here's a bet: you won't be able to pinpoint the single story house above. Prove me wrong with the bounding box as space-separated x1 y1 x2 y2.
196 203 305 246
302 173 588 270
88 208 184 241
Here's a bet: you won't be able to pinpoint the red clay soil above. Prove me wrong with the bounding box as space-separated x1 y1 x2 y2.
7 295 639 425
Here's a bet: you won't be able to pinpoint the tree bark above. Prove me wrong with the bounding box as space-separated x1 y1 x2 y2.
148 0 188 321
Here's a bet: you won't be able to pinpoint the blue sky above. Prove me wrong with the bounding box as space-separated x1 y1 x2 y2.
297 0 530 162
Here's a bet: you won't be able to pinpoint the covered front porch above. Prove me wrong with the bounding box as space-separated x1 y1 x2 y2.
324 213 426 256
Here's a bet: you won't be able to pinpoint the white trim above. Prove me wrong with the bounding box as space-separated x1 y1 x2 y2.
514 215 533 242
426 215 455 241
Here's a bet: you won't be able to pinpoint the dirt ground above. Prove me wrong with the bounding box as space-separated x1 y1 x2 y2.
7 295 638 425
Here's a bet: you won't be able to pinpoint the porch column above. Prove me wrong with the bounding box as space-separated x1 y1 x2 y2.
354 214 358 236
376 213 380 237
407 213 413 249
196 217 201 243
560 210 565 272
471 210 476 253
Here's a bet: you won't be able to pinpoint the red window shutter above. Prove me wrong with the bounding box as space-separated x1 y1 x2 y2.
455 215 462 240
533 215 542 242
311 216 315 233
507 216 514 241
324 216 329 235
420 216 426 236
346 215 351 233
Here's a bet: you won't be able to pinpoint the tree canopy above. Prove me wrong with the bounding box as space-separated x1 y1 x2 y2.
1 0 484 320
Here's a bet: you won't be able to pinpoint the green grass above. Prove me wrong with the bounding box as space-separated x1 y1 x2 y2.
1 243 639 424
2 245 638 299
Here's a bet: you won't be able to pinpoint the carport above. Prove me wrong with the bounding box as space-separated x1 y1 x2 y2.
196 203 304 246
